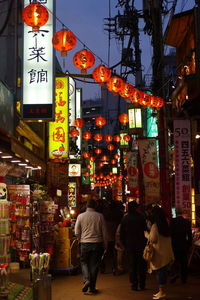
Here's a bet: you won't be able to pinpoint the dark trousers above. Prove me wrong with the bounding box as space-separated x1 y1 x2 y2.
127 249 147 289
80 243 104 290
173 249 189 283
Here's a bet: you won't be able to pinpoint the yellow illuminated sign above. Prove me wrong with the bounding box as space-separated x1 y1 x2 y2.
49 77 69 159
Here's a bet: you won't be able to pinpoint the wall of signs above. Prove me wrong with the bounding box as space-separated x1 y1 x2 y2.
49 77 69 159
22 0 54 120
174 119 191 218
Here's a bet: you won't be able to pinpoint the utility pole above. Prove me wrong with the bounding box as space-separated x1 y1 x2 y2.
150 0 171 219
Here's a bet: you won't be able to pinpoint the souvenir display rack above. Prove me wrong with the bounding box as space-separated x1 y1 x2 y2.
0 182 10 265
7 185 31 264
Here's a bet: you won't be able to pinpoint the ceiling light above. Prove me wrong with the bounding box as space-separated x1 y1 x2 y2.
18 163 27 166
25 159 29 162
25 166 32 169
38 166 42 169
1 155 13 158
11 160 21 163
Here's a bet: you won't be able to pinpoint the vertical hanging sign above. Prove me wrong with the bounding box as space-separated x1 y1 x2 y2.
126 151 139 194
22 0 54 120
49 77 69 159
138 139 160 203
174 120 191 218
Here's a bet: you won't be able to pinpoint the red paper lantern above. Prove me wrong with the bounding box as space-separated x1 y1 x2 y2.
119 83 135 99
69 128 79 137
99 162 104 168
107 77 125 94
95 116 106 128
101 155 108 161
22 3 49 31
114 135 121 142
90 156 95 162
84 172 90 177
73 49 95 73
52 30 76 56
83 152 90 159
130 89 143 104
74 118 84 128
82 132 92 140
114 154 120 159
111 159 117 165
104 135 113 142
92 65 111 85
118 113 129 125
94 148 102 155
94 133 103 142
140 93 151 107
155 97 164 108
107 144 115 151
123 134 131 142
87 164 92 169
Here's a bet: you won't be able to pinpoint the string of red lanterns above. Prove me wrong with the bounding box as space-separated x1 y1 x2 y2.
22 2 165 109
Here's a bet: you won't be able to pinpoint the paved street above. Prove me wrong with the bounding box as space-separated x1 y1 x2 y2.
51 270 200 300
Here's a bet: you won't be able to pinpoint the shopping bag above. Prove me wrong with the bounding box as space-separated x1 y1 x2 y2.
143 241 154 262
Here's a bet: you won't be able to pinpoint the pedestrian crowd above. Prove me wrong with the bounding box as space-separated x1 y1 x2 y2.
74 195 193 299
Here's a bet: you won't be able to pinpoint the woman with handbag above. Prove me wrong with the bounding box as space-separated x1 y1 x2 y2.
144 206 174 300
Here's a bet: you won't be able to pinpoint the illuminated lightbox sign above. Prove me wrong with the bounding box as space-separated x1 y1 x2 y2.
68 182 76 208
22 0 54 120
68 164 81 177
128 108 142 129
69 77 76 126
49 77 69 159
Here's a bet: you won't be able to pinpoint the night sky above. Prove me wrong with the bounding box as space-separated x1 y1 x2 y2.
55 0 193 100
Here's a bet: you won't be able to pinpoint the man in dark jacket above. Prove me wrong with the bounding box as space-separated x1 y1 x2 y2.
120 201 147 291
170 207 192 284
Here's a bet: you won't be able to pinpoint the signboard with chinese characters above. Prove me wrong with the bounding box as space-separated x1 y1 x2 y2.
147 107 158 137
68 164 81 177
174 120 191 218
68 182 76 207
126 151 139 192
22 0 54 120
49 77 69 159
138 139 160 203
69 77 76 127
76 88 82 152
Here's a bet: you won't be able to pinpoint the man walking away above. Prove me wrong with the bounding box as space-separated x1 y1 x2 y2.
170 207 192 284
120 201 147 291
75 198 108 294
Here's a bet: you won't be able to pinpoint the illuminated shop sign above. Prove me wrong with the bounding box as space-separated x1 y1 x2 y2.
22 0 54 120
68 182 76 207
68 164 81 177
69 77 76 126
49 77 69 159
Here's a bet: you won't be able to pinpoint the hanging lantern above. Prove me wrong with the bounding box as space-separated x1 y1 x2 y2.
101 155 108 161
104 135 113 143
111 159 117 165
155 97 164 108
130 89 143 104
74 118 84 128
114 154 120 159
118 113 129 126
22 3 49 32
107 144 115 151
52 29 76 56
123 134 131 142
119 83 135 99
73 49 95 74
69 128 79 137
82 131 92 140
94 133 103 142
94 148 102 155
84 171 90 177
95 116 106 128
83 152 90 159
87 164 92 169
140 93 151 107
114 135 121 142
99 162 104 168
107 77 125 95
90 156 95 162
100 173 104 179
92 65 111 85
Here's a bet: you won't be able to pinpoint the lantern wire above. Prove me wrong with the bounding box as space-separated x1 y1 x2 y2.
46 6 109 67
